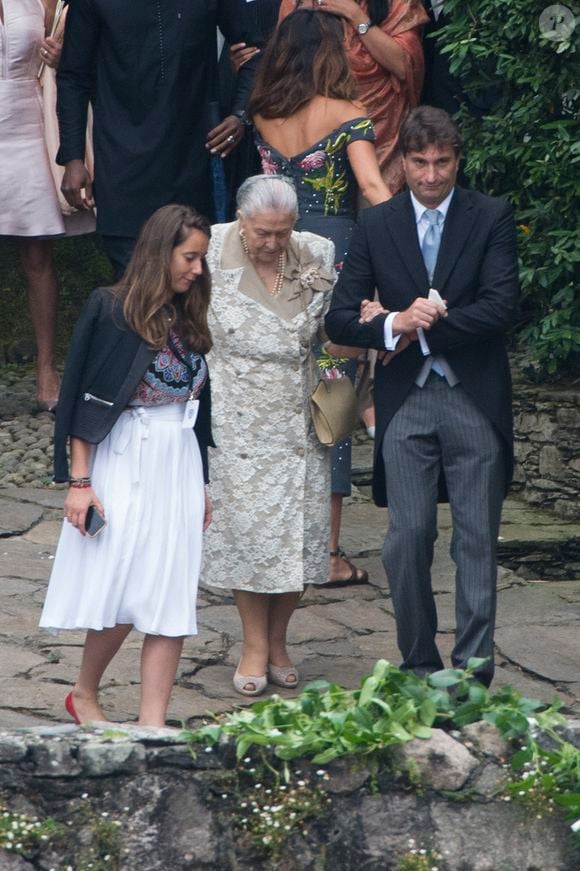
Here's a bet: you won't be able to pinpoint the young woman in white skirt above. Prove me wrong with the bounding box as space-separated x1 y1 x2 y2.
40 205 214 727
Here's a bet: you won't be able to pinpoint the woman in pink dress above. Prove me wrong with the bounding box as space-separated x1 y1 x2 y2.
0 0 64 410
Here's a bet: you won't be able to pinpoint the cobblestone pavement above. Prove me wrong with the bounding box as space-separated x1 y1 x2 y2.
0 367 579 729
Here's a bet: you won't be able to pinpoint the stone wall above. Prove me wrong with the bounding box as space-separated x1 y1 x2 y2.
0 722 577 870
511 376 580 520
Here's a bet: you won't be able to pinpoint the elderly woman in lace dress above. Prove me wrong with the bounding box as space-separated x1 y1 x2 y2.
203 175 355 696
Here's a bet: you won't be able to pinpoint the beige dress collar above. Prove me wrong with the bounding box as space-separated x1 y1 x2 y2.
219 220 312 322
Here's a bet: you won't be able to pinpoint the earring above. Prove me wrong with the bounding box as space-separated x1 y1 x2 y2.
240 228 249 256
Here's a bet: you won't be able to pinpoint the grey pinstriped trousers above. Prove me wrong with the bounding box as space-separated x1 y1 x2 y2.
381 373 505 686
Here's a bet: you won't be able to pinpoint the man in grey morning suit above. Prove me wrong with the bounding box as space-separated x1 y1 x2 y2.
325 107 519 686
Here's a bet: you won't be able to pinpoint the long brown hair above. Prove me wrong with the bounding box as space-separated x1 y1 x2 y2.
248 10 357 120
115 205 212 354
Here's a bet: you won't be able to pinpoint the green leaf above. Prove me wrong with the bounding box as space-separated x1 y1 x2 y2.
419 699 437 726
412 725 433 740
428 670 462 688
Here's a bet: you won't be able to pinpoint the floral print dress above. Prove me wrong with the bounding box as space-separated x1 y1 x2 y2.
256 116 376 494
256 117 375 268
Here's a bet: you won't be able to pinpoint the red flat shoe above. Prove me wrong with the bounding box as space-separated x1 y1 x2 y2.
65 691 81 725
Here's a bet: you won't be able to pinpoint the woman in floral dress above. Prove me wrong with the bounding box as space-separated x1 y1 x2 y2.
249 8 390 585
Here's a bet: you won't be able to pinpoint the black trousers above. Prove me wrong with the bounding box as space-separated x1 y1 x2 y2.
101 235 137 282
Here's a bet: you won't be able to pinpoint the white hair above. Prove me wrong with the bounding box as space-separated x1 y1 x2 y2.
236 174 299 220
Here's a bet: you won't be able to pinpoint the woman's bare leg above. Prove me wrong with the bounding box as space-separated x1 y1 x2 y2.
328 493 367 583
233 590 269 690
138 635 185 727
72 624 133 722
18 237 59 406
268 592 302 670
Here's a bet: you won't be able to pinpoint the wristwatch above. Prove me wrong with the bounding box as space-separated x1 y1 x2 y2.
232 109 250 128
356 19 372 36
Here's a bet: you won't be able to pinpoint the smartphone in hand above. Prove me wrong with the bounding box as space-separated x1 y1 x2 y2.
85 505 107 538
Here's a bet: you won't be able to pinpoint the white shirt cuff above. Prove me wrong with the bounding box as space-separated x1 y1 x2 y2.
417 327 431 357
384 312 402 351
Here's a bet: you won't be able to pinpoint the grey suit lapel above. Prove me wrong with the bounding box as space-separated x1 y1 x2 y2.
433 187 477 293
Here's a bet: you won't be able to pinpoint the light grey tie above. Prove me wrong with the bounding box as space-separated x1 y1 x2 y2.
419 208 448 380
421 208 443 284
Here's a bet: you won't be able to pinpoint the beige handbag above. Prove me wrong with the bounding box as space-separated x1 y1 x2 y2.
309 376 359 446
300 290 359 447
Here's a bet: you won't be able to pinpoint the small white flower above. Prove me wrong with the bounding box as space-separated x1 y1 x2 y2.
221 794 227 799
81 792 89 799
316 769 325 776
571 819 580 832
204 746 213 753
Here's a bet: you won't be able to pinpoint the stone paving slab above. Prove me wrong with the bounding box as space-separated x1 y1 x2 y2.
0 499 43 536
0 484 578 730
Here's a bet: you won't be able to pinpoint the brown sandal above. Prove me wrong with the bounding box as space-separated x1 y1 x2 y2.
324 549 369 588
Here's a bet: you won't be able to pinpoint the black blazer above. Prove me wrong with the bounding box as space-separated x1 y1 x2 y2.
54 288 215 483
325 186 520 507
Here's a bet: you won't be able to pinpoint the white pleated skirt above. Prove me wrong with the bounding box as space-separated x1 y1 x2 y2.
40 404 205 637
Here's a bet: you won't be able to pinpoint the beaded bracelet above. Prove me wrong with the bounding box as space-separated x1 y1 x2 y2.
69 476 92 489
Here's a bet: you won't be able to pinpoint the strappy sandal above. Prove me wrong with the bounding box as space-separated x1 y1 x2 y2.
324 549 369 589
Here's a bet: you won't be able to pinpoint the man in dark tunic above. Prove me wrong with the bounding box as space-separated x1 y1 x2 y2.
57 0 260 276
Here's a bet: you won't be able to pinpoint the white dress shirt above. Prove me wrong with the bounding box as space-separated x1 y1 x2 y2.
383 189 458 387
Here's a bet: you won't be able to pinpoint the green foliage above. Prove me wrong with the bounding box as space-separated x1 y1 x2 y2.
0 798 122 870
509 724 580 849
0 804 65 857
437 0 580 379
0 235 112 360
191 659 563 765
191 659 580 851
193 660 464 765
398 848 443 871
233 763 330 857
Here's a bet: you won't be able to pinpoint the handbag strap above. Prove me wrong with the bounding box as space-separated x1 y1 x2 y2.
297 285 319 396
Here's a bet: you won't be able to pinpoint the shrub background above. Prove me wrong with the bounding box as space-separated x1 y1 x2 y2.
439 0 579 379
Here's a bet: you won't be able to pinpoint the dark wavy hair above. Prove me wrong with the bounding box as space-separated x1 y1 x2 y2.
115 205 212 354
248 9 357 120
399 106 464 157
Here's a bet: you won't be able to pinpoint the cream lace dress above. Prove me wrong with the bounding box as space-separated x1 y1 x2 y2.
202 221 336 593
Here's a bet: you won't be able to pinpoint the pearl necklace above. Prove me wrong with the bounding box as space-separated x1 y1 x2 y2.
269 251 286 298
241 230 286 297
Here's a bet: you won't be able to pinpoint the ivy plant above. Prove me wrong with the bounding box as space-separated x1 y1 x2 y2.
435 0 580 378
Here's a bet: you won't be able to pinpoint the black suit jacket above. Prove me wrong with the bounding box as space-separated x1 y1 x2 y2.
57 0 260 236
325 186 519 507
54 288 214 484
